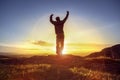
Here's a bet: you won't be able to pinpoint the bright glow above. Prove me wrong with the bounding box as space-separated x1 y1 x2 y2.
0 15 109 56
62 46 67 55
25 15 105 44
0 41 109 56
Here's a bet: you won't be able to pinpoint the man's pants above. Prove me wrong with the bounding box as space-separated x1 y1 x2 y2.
56 33 64 55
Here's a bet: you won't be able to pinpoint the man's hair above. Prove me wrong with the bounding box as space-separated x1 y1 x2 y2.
56 17 60 21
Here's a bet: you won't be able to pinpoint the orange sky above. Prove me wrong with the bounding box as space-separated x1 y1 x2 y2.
0 14 113 56
0 41 111 56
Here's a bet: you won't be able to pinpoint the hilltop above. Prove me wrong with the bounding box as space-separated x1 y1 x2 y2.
87 44 120 59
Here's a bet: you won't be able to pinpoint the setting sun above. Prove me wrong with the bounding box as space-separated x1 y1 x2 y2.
5 42 108 56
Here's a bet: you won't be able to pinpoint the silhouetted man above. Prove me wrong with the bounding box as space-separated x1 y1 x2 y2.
50 11 69 55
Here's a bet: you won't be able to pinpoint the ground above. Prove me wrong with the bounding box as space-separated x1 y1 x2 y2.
0 55 120 80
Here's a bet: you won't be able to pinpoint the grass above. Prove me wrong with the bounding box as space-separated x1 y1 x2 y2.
0 63 120 80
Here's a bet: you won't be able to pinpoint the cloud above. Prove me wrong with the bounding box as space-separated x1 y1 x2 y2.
32 40 53 46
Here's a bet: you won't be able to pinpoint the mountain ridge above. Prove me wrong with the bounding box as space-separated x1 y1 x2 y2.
87 44 120 59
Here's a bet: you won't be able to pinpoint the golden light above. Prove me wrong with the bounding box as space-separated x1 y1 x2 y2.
62 46 68 55
3 15 107 56
51 44 68 55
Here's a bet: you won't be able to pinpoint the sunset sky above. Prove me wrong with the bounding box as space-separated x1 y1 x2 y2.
0 0 120 56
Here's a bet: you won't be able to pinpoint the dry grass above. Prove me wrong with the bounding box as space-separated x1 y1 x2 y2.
0 63 120 80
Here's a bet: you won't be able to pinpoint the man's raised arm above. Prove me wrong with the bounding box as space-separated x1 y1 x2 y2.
63 11 69 23
50 14 55 24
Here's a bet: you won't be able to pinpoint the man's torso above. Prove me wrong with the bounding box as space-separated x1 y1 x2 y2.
53 21 64 34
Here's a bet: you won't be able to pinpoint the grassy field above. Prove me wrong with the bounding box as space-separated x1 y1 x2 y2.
0 55 120 80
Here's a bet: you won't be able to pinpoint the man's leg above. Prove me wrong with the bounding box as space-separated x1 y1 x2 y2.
60 34 64 55
56 35 60 55
61 38 64 54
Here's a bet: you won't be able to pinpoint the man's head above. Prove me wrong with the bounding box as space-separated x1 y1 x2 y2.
56 17 60 21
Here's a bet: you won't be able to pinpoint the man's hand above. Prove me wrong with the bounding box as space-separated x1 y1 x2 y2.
50 14 54 24
67 11 69 14
50 14 54 17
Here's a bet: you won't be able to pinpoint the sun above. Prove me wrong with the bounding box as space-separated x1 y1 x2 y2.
52 45 68 55
62 48 67 55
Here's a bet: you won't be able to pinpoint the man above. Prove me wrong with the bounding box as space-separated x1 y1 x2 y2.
50 11 69 55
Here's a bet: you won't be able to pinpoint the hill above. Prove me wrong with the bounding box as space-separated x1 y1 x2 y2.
86 44 120 59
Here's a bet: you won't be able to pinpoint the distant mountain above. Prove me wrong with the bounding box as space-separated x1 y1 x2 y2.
87 44 120 59
0 55 10 58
